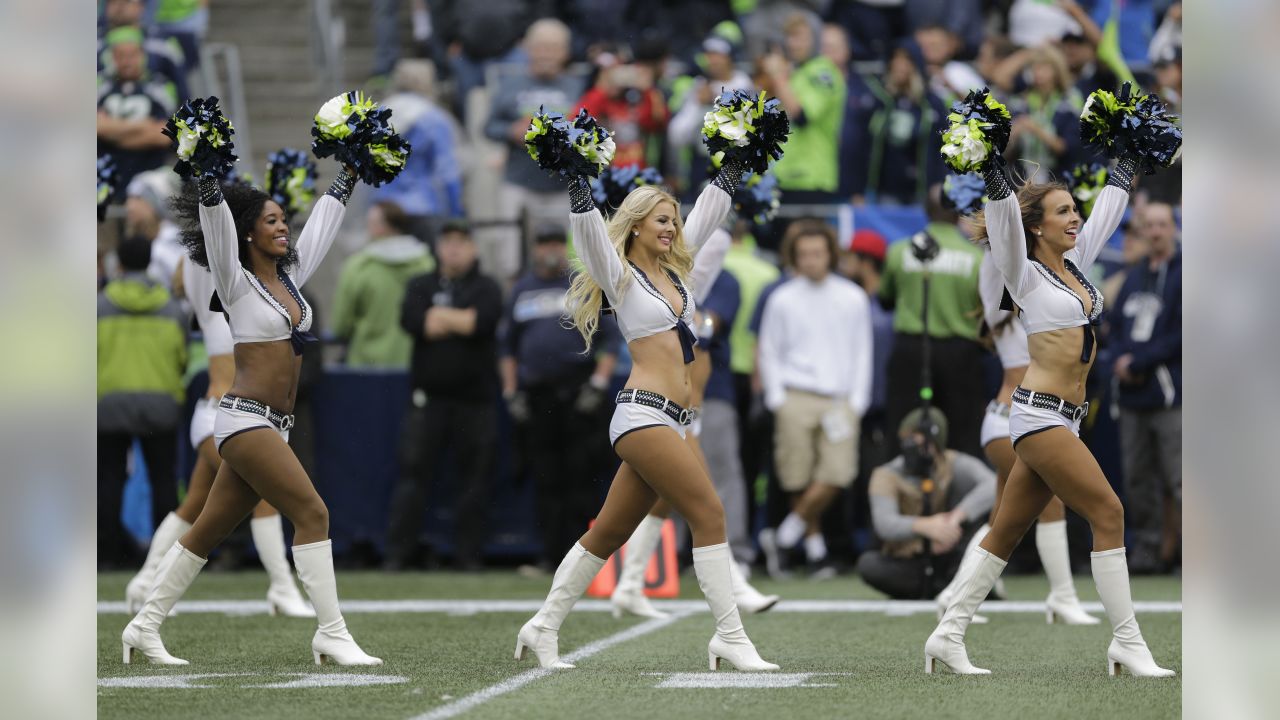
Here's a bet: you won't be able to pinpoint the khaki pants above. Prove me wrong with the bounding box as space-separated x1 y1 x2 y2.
773 389 858 492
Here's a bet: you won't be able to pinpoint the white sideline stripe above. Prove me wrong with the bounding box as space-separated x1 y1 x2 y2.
96 599 1182 615
407 611 693 720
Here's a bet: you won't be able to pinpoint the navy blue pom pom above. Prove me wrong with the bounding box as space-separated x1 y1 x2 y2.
97 154 122 222
941 172 986 216
265 148 317 218
162 96 238 179
1079 82 1182 174
733 172 781 226
311 92 412 187
702 89 790 175
525 107 616 179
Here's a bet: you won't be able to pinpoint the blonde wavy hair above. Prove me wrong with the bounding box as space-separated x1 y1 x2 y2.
565 185 694 350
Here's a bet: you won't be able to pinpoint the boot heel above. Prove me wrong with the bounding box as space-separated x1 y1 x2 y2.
313 650 324 666
123 643 133 664
611 606 623 620
269 602 280 617
925 654 935 674
709 652 721 671
514 639 527 662
1108 659 1120 676
1045 609 1056 624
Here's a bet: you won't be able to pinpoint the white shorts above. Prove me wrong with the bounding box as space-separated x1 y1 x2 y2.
1009 402 1081 447
980 401 1011 448
189 396 220 449
609 402 687 447
689 407 703 438
214 405 290 453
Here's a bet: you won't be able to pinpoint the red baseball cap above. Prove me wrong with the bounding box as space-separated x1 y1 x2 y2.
848 229 887 261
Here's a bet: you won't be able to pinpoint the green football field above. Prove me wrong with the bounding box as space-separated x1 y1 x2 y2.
97 570 1181 720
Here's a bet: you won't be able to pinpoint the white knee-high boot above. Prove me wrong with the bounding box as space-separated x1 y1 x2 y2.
1038 520 1099 625
121 543 206 665
518 542 606 669
730 558 779 614
250 515 315 618
693 543 779 671
125 512 192 613
935 524 990 624
293 540 381 666
925 546 1006 674
610 515 668 619
1092 548 1175 677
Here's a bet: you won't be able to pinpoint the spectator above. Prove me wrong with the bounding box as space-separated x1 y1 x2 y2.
372 59 465 247
758 13 846 206
757 220 873 572
124 169 184 291
433 0 539 119
1058 30 1115 101
499 226 619 569
1109 202 1182 574
1007 0 1084 49
97 0 190 101
97 27 178 186
913 24 985 103
1142 46 1182 205
483 18 584 282
904 0 984 60
576 46 670 170
880 185 985 456
97 235 187 568
721 221 782 532
385 221 503 571
370 0 433 81
841 230 895 450
667 29 754 198
1149 2 1182 68
1005 45 1083 184
741 0 825 62
845 39 947 205
825 0 906 62
332 201 437 369
1101 215 1148 304
151 0 210 40
856 408 995 599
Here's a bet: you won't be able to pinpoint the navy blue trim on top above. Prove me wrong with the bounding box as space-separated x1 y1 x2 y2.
626 261 697 364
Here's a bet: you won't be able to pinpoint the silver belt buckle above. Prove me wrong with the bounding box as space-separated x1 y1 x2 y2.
1073 403 1088 422
278 414 295 431
677 408 690 425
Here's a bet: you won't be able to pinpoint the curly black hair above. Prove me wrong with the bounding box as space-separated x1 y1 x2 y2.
171 179 299 271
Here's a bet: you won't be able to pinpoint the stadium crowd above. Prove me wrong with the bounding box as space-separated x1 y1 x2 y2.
97 0 1183 590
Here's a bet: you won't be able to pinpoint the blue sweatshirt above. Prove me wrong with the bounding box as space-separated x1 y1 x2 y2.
702 271 741 405
1109 252 1181 409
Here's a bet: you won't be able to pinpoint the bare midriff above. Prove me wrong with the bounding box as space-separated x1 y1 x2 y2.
205 353 236 399
1022 325 1095 405
227 340 304 412
994 366 1028 406
624 329 693 407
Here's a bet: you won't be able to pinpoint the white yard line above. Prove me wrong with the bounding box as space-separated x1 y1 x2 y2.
96 598 1182 615
407 611 694 720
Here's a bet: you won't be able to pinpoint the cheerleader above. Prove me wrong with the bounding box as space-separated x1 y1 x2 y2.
930 243 1098 626
925 152 1174 677
122 163 380 666
610 226 780 620
515 161 778 671
123 254 314 619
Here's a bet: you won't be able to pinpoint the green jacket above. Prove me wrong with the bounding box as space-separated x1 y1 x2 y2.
97 272 188 433
722 240 781 375
332 235 436 369
771 56 846 193
879 222 984 340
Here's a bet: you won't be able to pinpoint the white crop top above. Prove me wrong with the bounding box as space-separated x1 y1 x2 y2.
197 185 347 354
570 183 732 362
978 248 1029 369
690 228 732 305
181 257 234 356
986 184 1128 360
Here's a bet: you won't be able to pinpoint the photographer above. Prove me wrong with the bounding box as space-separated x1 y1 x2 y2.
856 408 995 599
576 46 669 169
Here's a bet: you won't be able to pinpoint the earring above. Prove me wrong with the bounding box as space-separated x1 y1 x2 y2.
632 230 639 236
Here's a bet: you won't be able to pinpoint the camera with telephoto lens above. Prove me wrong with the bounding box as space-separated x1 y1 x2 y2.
909 231 940 263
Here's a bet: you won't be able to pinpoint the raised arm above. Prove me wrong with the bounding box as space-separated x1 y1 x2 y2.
291 168 356 288
682 160 744 254
196 176 249 305
689 228 731 304
567 176 626 306
1069 157 1136 272
980 159 1034 301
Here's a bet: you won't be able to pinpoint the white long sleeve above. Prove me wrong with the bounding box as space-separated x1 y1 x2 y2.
756 275 873 414
198 199 249 306
689 228 731 304
682 183 732 256
984 193 1034 302
569 207 626 306
290 194 347 288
